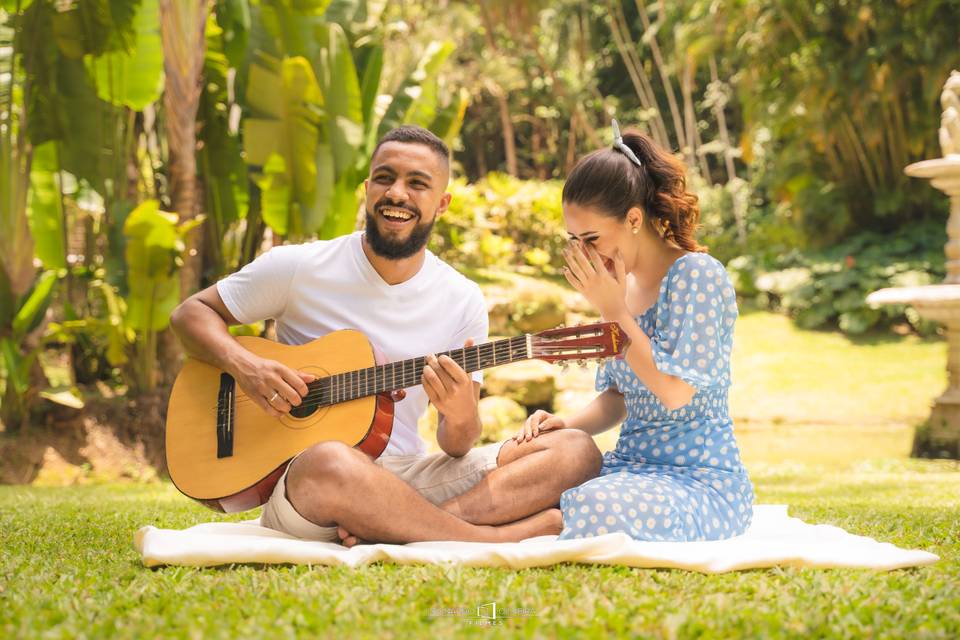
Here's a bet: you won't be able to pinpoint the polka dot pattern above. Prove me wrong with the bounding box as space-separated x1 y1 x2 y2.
559 253 754 542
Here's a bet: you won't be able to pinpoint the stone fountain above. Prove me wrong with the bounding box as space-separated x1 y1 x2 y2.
867 70 960 458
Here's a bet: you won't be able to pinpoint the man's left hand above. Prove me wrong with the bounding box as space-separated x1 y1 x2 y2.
423 338 479 430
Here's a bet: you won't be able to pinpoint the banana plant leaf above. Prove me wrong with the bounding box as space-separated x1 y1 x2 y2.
322 0 358 25
256 153 293 236
49 57 121 196
358 42 382 133
123 201 200 332
428 86 470 146
323 0 383 27
314 22 363 177
12 270 58 338
0 18 10 106
199 16 247 256
27 142 66 270
0 337 30 395
0 1 34 11
86 0 164 111
0 268 57 399
50 0 139 60
318 171 359 240
0 267 13 333
50 280 132 366
0 127 35 300
39 388 85 409
214 0 251 68
376 40 454 140
242 55 328 236
258 0 331 58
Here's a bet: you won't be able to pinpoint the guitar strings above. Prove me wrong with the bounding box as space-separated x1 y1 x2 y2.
216 337 527 410
288 338 525 408
220 340 517 410
299 337 528 407
219 334 603 411
218 334 604 411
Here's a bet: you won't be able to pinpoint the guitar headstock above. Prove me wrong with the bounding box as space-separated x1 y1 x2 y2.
530 321 630 364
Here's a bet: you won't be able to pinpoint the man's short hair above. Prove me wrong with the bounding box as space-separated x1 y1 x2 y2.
372 126 449 164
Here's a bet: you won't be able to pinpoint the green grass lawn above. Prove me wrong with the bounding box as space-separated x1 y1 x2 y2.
730 309 947 470
2 311 959 638
731 308 945 428
2 465 958 639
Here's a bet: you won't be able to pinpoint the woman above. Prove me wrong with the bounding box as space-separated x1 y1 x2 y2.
516 121 753 541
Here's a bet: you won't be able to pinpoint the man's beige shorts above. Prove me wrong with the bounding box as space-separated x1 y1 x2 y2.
259 441 506 541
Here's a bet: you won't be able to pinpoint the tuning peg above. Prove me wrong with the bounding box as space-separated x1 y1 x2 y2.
577 359 587 369
559 361 569 371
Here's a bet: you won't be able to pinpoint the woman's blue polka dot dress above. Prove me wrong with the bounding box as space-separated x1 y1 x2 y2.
559 253 754 541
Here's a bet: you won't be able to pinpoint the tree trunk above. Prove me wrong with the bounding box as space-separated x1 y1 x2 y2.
606 0 670 148
634 0 686 152
477 1 518 177
159 0 210 382
160 0 209 300
708 56 738 184
495 89 518 177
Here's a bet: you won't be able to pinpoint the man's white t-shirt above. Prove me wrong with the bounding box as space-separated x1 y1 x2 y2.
216 231 488 456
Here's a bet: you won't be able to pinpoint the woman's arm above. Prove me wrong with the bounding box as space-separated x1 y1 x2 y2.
516 388 626 442
565 387 628 434
563 243 695 411
608 311 695 411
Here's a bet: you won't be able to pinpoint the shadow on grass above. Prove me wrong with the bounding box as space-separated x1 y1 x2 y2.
843 329 943 347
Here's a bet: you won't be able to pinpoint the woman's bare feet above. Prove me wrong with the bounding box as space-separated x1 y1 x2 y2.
336 508 562 547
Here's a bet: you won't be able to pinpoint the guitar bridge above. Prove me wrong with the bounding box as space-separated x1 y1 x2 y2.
216 373 236 459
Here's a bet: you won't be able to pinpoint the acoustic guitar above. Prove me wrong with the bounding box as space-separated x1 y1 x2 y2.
165 321 628 513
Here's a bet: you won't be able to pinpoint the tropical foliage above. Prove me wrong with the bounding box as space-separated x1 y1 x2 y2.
0 0 469 428
1 0 958 429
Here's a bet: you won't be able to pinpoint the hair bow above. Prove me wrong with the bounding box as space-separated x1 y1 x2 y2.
611 119 643 168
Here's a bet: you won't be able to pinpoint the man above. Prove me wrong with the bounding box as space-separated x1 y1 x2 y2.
170 126 601 545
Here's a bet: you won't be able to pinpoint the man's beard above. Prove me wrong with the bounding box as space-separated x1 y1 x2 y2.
364 203 435 260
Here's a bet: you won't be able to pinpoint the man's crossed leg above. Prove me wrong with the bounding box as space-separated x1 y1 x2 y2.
260 429 601 545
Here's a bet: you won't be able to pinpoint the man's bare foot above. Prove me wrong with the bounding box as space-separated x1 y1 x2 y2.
495 508 563 542
336 509 561 546
337 526 366 548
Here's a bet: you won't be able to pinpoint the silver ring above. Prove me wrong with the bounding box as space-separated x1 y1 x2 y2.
269 392 279 404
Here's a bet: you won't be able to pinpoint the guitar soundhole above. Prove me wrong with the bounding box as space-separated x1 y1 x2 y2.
281 365 328 427
289 404 319 419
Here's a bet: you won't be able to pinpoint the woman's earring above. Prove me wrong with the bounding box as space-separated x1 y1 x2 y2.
632 227 640 235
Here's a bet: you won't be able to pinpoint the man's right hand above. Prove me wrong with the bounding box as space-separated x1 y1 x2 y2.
514 409 566 443
231 353 316 418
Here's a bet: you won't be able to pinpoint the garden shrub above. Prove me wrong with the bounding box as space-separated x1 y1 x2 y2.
727 221 946 335
431 173 566 272
431 173 945 337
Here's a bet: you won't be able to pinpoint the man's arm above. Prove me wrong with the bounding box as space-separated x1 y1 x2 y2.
170 285 244 371
435 381 482 457
170 285 312 418
422 347 483 457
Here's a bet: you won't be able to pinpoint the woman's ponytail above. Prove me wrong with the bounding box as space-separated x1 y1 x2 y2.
562 128 707 253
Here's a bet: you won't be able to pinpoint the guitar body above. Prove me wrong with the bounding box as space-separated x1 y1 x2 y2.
164 320 627 514
165 330 394 513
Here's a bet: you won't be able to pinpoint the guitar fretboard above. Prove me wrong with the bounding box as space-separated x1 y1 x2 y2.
303 335 529 407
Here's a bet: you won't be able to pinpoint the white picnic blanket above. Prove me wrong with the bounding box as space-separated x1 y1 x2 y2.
134 504 938 573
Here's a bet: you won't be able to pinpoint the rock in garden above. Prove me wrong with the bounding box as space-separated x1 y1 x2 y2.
487 286 567 335
478 396 527 444
483 360 557 408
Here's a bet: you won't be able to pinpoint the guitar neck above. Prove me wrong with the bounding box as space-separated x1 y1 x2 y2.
305 335 531 406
